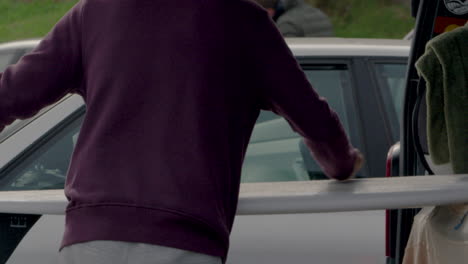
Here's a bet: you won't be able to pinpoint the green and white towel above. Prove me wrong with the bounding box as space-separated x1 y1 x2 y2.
415 26 468 174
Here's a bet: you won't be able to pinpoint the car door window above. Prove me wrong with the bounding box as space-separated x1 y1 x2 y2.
242 64 363 183
0 113 84 191
374 63 408 138
0 51 16 72
303 65 352 133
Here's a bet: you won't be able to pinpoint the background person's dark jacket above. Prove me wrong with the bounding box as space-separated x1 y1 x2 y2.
277 0 334 37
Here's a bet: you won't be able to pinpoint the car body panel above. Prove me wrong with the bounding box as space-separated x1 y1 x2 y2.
7 212 386 264
286 38 410 57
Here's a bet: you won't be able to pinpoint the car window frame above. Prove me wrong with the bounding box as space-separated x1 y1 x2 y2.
368 57 409 142
348 56 402 178
0 95 74 144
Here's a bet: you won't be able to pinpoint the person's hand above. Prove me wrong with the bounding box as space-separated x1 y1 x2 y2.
343 150 364 181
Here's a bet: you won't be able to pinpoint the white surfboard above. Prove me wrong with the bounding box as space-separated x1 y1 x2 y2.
0 175 467 215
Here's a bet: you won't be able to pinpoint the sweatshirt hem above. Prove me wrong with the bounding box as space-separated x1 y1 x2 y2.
61 204 228 259
65 202 220 233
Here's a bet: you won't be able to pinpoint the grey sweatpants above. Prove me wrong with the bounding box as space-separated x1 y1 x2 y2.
58 240 222 264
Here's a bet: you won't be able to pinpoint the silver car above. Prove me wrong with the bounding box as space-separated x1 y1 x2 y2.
0 38 410 264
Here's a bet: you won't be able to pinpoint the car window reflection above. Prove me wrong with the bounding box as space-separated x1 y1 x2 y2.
0 115 83 191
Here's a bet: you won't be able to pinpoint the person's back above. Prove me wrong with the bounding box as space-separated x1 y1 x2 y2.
0 0 360 263
52 0 260 260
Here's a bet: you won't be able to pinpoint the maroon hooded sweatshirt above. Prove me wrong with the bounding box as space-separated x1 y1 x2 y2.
0 0 358 261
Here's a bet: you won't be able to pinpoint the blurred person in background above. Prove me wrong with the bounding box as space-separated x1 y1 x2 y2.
254 0 335 37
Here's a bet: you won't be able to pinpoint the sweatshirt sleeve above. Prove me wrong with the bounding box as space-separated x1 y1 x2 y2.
0 0 85 132
247 10 358 180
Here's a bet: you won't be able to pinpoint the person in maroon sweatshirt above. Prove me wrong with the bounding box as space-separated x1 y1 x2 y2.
0 0 363 263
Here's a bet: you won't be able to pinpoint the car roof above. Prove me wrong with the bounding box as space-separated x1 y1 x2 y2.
0 39 40 52
0 38 410 57
286 38 410 57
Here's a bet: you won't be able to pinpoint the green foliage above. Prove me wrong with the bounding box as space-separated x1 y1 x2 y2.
0 0 415 43
306 0 415 38
0 0 78 42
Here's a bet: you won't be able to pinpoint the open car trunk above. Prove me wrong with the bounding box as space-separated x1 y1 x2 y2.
391 0 468 263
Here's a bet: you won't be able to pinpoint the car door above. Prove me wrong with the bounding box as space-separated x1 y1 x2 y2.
0 96 84 264
229 58 387 264
395 1 468 263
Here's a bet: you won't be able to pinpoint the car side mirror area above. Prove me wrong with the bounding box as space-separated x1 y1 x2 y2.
386 142 400 177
